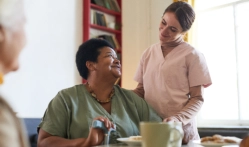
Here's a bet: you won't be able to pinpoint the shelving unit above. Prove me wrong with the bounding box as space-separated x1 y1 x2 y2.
83 0 122 85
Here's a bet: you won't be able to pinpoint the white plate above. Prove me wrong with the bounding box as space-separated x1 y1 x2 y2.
193 139 240 147
117 137 141 146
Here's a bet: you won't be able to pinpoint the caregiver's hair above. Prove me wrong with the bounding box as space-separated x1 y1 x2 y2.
0 0 25 30
164 1 195 32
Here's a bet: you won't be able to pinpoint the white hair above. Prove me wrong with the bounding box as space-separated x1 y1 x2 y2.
0 0 24 31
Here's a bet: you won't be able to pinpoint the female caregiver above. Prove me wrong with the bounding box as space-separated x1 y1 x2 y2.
133 1 212 144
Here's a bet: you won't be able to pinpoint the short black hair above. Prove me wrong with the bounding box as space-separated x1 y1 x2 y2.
76 38 114 79
164 1 195 32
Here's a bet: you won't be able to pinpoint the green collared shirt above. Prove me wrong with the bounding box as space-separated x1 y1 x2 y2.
39 84 162 144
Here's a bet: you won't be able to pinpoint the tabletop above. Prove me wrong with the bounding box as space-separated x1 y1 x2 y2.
93 141 198 147
93 140 240 147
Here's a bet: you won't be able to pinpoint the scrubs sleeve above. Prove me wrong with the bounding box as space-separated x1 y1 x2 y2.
187 53 212 88
134 53 144 84
38 91 70 138
131 92 162 122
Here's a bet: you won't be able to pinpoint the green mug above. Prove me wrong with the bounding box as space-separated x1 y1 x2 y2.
140 122 184 147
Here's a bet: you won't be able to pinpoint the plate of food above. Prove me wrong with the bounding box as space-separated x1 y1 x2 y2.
117 136 142 146
193 134 242 147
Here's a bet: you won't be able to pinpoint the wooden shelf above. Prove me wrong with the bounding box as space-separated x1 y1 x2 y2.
116 49 122 53
90 24 121 34
83 0 122 86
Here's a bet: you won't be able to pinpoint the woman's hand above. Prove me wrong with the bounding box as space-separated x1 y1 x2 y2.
84 116 115 146
163 117 189 144
163 117 177 122
182 134 190 144
93 116 115 131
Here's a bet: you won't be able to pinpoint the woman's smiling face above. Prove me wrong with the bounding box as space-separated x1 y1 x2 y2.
94 47 121 79
159 12 185 46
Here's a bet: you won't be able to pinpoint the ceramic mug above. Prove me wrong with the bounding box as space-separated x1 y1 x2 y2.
140 122 184 147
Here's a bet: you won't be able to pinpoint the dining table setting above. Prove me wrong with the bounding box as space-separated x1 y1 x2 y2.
93 140 240 147
92 121 243 147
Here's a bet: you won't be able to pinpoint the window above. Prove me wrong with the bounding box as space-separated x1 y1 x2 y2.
194 0 249 126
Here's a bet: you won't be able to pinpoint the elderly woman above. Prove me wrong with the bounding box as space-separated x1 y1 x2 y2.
37 38 162 147
0 0 29 147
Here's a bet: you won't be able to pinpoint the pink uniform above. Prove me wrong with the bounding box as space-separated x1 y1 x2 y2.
134 42 212 140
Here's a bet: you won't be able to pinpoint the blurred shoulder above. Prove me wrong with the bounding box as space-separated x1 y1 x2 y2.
0 97 20 146
52 84 86 104
140 42 161 60
181 42 202 54
144 42 161 53
179 42 205 59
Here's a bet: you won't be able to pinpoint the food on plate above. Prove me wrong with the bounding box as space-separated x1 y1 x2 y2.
201 134 241 144
213 134 223 140
129 136 142 141
201 136 214 142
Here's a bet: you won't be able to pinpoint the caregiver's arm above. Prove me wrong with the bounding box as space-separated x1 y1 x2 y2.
133 83 145 98
163 85 204 125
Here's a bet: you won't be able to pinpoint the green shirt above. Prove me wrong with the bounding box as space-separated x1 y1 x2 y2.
39 84 162 144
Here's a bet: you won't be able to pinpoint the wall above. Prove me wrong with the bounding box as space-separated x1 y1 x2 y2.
122 0 171 89
0 0 171 118
0 0 82 118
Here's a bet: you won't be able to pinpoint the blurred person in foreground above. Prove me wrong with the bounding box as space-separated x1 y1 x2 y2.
0 0 29 146
37 38 162 147
133 1 212 144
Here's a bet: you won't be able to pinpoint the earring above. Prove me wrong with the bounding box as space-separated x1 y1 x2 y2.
0 72 4 85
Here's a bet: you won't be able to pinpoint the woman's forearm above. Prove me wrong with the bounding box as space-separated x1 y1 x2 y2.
173 85 204 125
38 136 86 147
37 129 89 147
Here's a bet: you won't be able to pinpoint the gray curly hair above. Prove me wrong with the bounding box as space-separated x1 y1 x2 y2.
0 0 24 31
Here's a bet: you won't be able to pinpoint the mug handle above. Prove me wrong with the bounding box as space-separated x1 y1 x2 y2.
169 125 184 146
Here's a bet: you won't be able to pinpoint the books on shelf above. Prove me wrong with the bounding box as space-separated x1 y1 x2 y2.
96 35 120 51
111 0 121 12
84 0 122 86
92 12 107 27
103 0 112 10
111 35 120 49
117 52 121 60
91 11 119 30
90 9 96 24
91 0 121 12
91 0 105 7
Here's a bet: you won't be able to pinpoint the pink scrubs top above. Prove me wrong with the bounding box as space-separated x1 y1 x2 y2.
134 42 212 140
